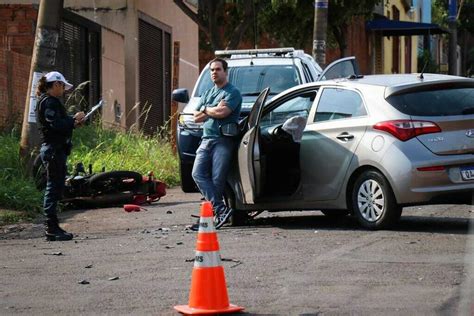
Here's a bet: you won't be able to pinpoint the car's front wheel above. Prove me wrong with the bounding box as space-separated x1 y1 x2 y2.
351 170 402 230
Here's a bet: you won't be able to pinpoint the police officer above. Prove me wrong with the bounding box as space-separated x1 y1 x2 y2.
35 71 85 241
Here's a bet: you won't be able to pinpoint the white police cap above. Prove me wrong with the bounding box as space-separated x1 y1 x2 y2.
45 71 73 90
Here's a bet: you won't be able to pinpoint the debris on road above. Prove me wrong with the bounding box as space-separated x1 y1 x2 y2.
108 276 119 281
44 252 62 256
78 280 90 285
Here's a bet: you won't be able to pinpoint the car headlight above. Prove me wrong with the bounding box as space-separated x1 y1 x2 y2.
178 113 202 129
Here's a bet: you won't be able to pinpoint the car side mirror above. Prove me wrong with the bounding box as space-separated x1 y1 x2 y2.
172 88 190 103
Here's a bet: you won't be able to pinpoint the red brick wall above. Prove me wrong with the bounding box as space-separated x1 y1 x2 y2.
0 4 37 56
327 17 371 74
0 4 36 130
0 49 31 130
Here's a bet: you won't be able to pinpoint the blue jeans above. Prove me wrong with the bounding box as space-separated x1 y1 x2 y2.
192 137 236 215
40 144 67 219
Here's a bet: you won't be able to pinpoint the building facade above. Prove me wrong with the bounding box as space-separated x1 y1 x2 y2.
0 0 199 133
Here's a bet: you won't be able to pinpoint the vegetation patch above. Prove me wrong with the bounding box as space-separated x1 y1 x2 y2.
0 124 179 223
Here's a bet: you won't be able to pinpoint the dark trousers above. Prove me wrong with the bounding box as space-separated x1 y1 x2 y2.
40 144 67 220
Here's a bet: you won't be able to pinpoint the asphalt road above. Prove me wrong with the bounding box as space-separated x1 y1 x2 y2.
1 188 473 315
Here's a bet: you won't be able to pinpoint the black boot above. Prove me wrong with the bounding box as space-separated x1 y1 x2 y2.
45 218 73 241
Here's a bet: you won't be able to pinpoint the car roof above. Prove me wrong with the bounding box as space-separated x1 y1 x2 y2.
225 57 301 66
347 73 469 86
206 47 323 73
289 73 474 98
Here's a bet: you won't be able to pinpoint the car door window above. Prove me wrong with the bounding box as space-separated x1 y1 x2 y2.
318 57 358 81
314 88 366 122
260 91 317 128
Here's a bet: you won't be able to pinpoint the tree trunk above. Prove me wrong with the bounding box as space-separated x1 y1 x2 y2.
332 23 348 58
226 0 254 49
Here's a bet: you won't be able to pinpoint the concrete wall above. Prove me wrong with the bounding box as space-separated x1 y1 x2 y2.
0 0 199 131
101 28 126 130
66 0 199 129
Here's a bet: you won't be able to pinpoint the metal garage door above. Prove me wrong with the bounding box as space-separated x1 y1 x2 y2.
138 17 171 135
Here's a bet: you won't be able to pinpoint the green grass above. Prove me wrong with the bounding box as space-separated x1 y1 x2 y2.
0 130 43 224
70 123 180 186
0 123 179 225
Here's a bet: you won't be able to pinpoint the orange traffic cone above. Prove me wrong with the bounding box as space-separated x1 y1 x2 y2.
174 201 244 315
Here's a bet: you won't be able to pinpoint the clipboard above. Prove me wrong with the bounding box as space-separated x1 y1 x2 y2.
84 100 104 120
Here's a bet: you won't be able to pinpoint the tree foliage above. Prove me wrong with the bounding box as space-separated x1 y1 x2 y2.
327 0 382 57
259 1 313 51
174 0 260 51
433 0 474 33
175 0 382 57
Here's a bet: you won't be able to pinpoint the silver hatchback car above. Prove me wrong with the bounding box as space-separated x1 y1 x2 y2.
225 73 474 229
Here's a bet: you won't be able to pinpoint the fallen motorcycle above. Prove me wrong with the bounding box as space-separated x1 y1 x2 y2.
33 156 166 208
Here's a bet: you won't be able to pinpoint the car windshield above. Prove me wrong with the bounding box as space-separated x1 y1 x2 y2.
386 87 474 116
195 65 301 97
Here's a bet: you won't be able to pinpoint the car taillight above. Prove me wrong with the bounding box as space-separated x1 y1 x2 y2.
373 120 441 141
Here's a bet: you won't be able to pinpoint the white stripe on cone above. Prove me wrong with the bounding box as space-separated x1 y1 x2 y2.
198 217 216 233
194 251 221 268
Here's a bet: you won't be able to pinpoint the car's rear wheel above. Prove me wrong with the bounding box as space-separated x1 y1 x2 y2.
180 162 197 193
351 170 402 230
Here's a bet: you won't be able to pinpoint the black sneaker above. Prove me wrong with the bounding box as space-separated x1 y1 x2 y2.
214 207 233 229
188 218 200 231
189 223 200 231
45 220 73 241
45 228 73 241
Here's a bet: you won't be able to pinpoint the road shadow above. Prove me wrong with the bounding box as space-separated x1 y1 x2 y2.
393 215 472 235
248 213 359 231
241 212 472 235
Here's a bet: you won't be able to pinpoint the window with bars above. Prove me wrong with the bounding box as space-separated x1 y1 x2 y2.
58 10 101 113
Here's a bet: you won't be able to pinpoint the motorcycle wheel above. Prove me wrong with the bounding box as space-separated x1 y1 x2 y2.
89 171 142 194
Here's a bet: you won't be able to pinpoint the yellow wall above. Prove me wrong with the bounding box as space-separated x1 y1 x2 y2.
382 0 418 74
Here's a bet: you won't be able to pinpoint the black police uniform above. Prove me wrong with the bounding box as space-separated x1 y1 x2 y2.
36 93 75 241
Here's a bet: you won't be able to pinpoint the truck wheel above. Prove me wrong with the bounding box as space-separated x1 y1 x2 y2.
351 170 402 230
180 162 197 193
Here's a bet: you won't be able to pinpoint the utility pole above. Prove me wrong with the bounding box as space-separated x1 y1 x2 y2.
312 0 329 68
19 0 64 168
448 0 458 75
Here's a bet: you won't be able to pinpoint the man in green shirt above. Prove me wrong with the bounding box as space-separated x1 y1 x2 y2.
192 57 242 229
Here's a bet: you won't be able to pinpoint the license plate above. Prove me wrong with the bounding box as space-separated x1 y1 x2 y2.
460 166 474 181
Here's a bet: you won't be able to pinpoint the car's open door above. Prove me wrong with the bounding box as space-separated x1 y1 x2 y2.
237 88 270 204
318 56 360 81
